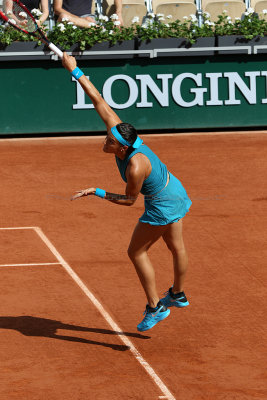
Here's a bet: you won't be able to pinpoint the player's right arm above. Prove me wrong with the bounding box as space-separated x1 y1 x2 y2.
62 53 121 131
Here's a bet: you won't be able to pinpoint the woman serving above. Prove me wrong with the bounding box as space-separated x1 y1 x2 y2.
62 53 192 332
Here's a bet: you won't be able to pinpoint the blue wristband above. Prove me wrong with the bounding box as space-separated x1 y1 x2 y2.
71 67 84 80
95 188 106 198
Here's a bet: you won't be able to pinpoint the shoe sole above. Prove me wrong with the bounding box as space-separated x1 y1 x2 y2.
137 309 170 332
161 299 189 308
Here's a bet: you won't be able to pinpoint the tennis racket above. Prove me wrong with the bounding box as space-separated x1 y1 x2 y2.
0 0 63 58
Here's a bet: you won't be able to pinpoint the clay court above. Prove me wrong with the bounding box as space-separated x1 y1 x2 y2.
0 131 266 400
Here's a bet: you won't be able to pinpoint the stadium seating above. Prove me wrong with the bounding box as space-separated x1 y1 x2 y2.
47 0 55 29
202 0 246 21
250 0 267 18
152 0 197 22
101 0 148 26
0 0 253 28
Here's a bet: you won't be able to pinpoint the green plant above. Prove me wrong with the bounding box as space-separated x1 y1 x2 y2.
0 24 33 46
47 15 136 50
1 9 267 48
132 13 215 44
214 9 267 38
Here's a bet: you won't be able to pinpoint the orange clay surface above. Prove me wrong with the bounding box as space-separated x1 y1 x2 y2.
0 132 266 400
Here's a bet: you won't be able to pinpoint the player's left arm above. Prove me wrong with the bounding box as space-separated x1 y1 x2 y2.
103 160 145 205
71 159 145 206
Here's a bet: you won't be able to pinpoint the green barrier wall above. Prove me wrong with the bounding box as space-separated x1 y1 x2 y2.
1 55 267 134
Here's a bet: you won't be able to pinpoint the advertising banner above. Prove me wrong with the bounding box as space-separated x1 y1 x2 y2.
1 56 267 134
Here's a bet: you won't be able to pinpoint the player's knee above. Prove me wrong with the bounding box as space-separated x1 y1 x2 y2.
164 240 176 252
166 241 185 255
128 245 143 262
127 245 136 261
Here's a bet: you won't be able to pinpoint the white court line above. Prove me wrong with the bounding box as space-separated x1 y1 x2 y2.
0 130 266 143
0 226 176 399
0 262 60 268
0 136 105 143
0 226 37 230
31 226 176 400
142 131 267 138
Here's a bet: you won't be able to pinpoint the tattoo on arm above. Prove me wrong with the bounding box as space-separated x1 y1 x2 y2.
105 192 136 201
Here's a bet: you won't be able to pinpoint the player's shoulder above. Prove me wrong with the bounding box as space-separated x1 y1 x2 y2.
127 152 151 177
127 155 142 174
128 152 148 168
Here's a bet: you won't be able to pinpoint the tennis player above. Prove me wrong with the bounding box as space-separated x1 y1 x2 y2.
62 53 192 332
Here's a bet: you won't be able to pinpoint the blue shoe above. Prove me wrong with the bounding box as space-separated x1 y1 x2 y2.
137 301 170 332
160 288 189 308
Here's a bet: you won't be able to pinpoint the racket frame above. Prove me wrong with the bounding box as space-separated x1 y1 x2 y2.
0 0 63 58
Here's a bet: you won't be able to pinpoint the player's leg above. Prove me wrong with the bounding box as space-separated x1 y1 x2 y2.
127 221 167 308
162 219 188 292
128 221 171 331
161 219 190 307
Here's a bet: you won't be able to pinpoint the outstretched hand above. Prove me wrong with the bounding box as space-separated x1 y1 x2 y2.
71 188 96 201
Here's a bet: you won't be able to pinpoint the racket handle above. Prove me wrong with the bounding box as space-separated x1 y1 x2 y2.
48 42 63 59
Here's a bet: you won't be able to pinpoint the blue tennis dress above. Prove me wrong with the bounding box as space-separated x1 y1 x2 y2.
116 144 192 226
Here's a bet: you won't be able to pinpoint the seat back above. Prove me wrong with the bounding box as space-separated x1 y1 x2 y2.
250 0 267 19
153 0 197 21
202 0 246 21
102 0 148 26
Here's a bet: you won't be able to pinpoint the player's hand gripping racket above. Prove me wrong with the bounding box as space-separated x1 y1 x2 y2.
0 0 63 58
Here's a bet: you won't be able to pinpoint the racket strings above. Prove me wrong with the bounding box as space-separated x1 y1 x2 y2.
8 2 36 33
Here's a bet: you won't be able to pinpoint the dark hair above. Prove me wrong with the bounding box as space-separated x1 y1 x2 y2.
116 123 137 147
